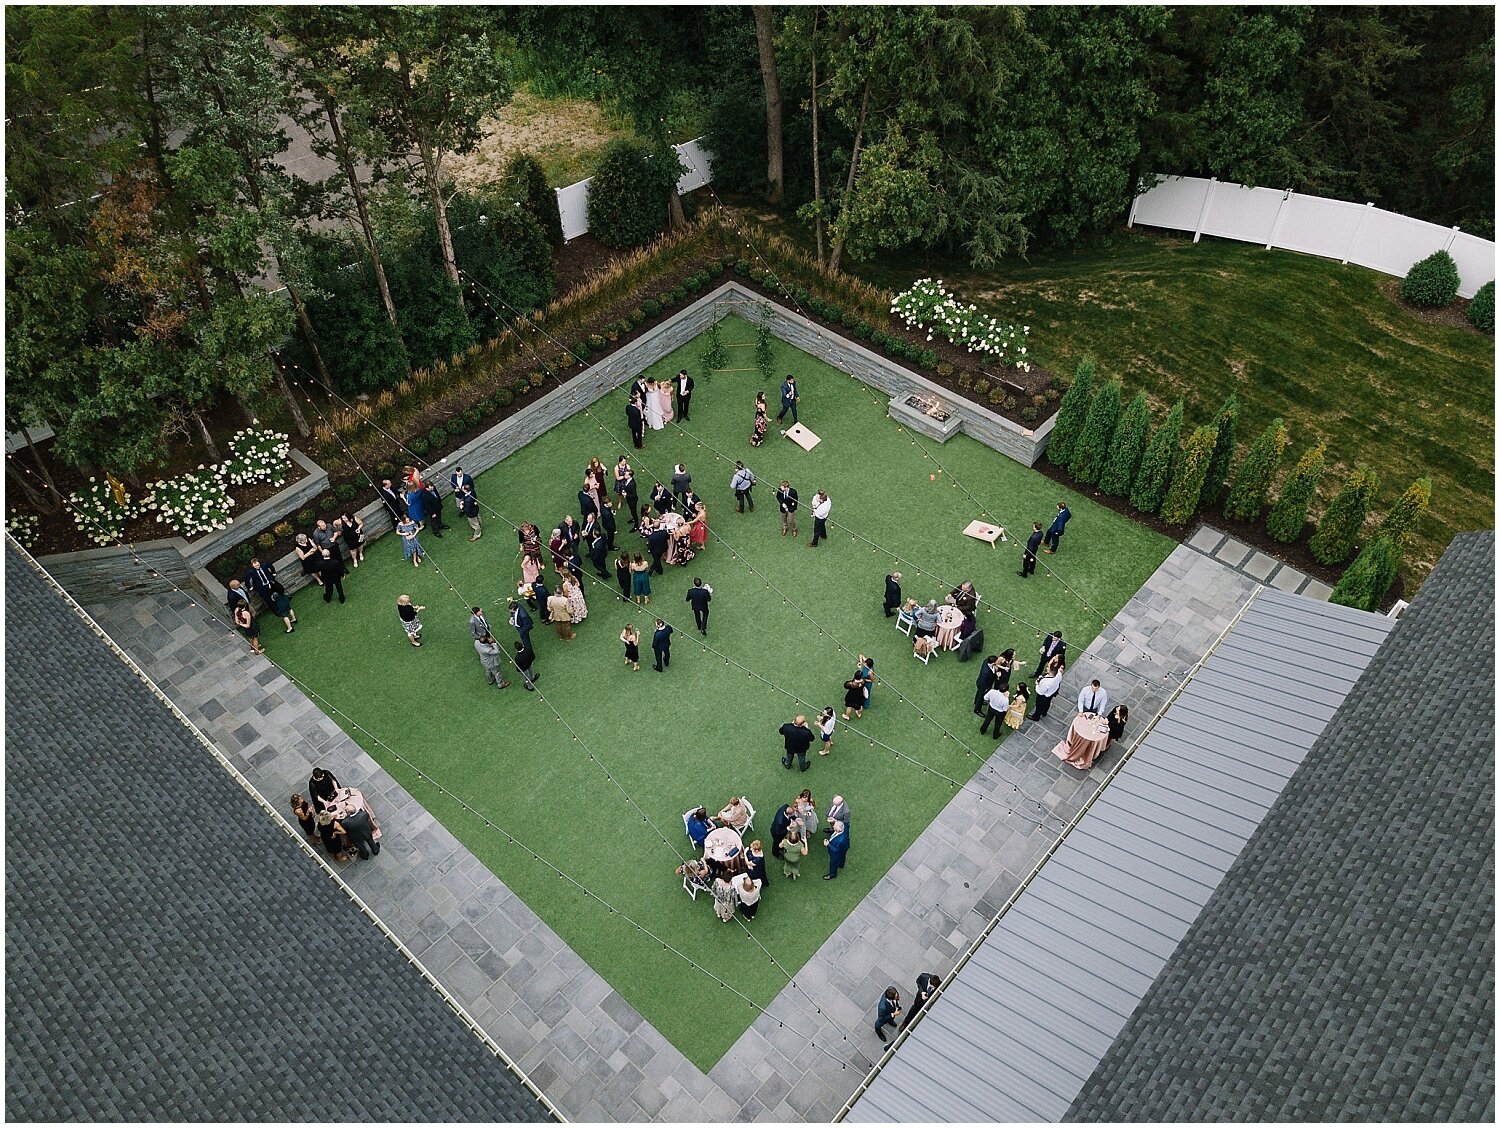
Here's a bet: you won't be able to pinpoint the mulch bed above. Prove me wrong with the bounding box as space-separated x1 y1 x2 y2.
1379 278 1484 333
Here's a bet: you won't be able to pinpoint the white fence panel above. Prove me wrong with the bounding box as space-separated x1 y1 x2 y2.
1201 183 1284 244
1448 232 1495 298
550 137 716 243
1130 173 1495 297
1347 210 1454 283
1130 175 1210 231
1276 195 1366 259
555 177 591 242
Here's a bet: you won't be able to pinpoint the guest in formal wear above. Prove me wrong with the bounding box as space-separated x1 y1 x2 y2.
599 497 618 550
1106 704 1129 744
468 606 492 642
1077 679 1108 715
689 503 708 552
900 973 941 1032
396 594 425 646
795 789 818 841
685 577 712 635
826 794 850 833
744 840 768 887
1030 664 1064 721
269 581 295 633
675 369 695 421
779 827 807 878
651 619 673 671
1043 501 1071 553
245 557 279 603
377 478 407 523
587 525 610 579
234 603 264 655
651 480 674 516
290 794 320 845
979 683 1010 735
875 986 902 1042
626 397 645 449
884 572 904 617
995 648 1022 691
295 533 323 586
717 797 751 832
734 872 761 919
630 554 652 605
730 461 756 513
775 480 798 537
780 715 814 771
670 463 692 511
562 575 588 624
686 806 715 848
825 818 850 880
308 767 340 813
318 543 347 603
749 390 769 447
508 599 533 651
619 623 641 671
1039 629 1067 675
974 655 1000 715
817 707 837 756
548 591 574 640
776 375 799 424
613 551 633 600
618 466 640 528
644 380 665 431
711 875 737 923
915 600 939 638
808 489 831 547
1019 520 1044 577
655 378 674 426
514 640 538 690
842 678 866 721
338 511 366 565
645 523 669 575
474 635 512 689
770 801 795 861
420 481 446 537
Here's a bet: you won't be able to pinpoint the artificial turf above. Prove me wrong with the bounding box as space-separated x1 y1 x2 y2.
264 314 1172 1069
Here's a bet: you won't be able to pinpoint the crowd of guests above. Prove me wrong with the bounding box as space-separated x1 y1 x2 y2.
290 766 382 864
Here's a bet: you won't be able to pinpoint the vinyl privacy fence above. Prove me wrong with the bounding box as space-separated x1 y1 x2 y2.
554 137 714 242
1129 175 1496 298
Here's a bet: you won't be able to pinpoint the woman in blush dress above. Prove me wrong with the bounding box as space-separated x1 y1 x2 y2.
689 503 708 551
657 378 674 425
644 380 665 430
521 551 542 587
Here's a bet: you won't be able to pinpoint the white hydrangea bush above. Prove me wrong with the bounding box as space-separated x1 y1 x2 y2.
144 466 235 537
221 427 292 486
890 278 1031 370
67 478 138 546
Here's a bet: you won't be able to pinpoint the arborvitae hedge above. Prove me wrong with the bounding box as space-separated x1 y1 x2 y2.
1046 357 1096 467
1160 424 1218 525
1265 441 1326 543
1223 416 1288 521
1309 464 1379 565
1098 391 1152 498
587 140 682 250
1068 377 1122 485
504 151 564 246
1130 399 1184 515
1199 394 1239 508
1377 476 1432 546
1467 280 1494 331
1330 536 1399 611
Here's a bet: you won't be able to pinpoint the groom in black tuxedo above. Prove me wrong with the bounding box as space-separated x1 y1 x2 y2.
675 369 695 421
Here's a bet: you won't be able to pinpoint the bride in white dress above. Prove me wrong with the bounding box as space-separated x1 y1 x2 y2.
643 380 665 430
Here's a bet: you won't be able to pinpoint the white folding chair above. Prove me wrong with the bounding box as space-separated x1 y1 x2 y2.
741 798 757 835
682 868 711 900
913 638 933 665
682 808 696 844
896 608 915 635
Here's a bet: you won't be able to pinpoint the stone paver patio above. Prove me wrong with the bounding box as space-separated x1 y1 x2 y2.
83 543 1254 1121
1186 524 1332 599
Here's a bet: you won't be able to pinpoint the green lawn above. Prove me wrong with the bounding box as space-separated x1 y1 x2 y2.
741 213 1494 581
265 315 1171 1069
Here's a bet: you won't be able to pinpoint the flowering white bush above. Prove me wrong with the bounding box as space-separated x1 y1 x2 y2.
890 278 1032 370
68 478 137 546
6 510 40 550
221 427 292 486
144 466 235 537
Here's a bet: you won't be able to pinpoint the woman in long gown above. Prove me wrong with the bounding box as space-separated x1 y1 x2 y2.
689 503 708 550
749 391 768 447
656 379 674 425
521 552 542 586
644 381 665 430
563 575 588 624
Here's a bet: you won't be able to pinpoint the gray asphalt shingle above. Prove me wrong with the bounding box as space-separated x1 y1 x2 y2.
4 547 551 1122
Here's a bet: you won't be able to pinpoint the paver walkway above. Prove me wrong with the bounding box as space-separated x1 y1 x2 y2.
84 543 1253 1122
1186 524 1332 599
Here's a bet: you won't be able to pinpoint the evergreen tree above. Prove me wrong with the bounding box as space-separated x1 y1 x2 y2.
1376 476 1432 547
1130 399 1184 515
1046 357 1096 468
1309 465 1379 565
1223 416 1288 520
1330 536 1399 612
1199 394 1239 508
1160 424 1218 525
1068 377 1122 485
503 151 565 246
1098 391 1152 498
1265 441 1326 543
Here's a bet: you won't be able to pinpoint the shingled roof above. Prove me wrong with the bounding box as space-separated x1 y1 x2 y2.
4 546 550 1122
1068 530 1495 1122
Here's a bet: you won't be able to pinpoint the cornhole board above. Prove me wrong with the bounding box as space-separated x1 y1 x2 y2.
963 519 1006 547
784 423 821 451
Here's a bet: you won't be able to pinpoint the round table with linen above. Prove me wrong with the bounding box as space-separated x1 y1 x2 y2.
704 826 744 863
934 605 965 651
1051 712 1111 769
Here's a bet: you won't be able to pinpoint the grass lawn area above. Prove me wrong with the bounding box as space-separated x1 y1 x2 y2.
740 211 1494 581
264 315 1171 1070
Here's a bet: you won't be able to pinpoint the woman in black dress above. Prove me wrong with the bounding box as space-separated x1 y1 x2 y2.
233 603 264 655
308 767 340 813
842 678 866 721
294 533 322 585
614 552 632 600
995 648 1018 691
338 511 365 567
1106 704 1129 745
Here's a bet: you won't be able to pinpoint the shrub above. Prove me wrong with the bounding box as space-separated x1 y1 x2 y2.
629 307 646 326
918 349 939 369
1377 476 1433 546
890 278 1031 368
144 467 236 537
1160 424 1218 525
574 342 592 361
65 479 136 546
1266 442 1326 542
586 139 682 250
1400 249 1460 308
235 542 256 565
973 379 991 398
1069 377 1122 485
1020 405 1039 424
936 361 955 379
1199 395 1239 508
408 437 429 456
463 406 483 427
428 425 448 447
221 427 292 487
502 151 564 246
527 370 546 389
588 333 606 350
988 388 1007 407
957 373 972 390
273 521 294 538
335 483 358 503
1131 399 1184 515
708 260 725 277
296 508 316 526
1467 280 1494 331
1047 357 1096 467
1330 536 1400 612
256 531 277 550
1043 386 1059 403
1309 465 1379 565
642 298 662 317
1224 417 1288 521
734 258 752 275
1099 391 1152 498
6 510 40 550
853 321 873 341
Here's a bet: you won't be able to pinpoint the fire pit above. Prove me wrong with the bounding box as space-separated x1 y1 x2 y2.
888 391 963 441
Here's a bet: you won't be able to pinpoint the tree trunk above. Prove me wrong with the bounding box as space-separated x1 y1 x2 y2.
417 136 464 308
20 425 63 503
285 280 335 387
323 95 408 372
753 6 784 204
7 462 53 515
668 187 688 230
271 352 312 438
191 409 221 463
810 12 825 268
827 78 871 275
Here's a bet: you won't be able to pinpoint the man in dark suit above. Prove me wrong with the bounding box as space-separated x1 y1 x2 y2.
598 498 618 549
770 801 794 859
530 577 551 624
618 470 639 529
245 557 279 603
900 973 941 1032
587 527 610 579
675 369 695 421
776 375 799 424
779 715 814 771
875 987 902 1043
468 606 493 642
651 619 673 672
974 654 1000 715
883 572 903 617
685 577 713 635
319 546 347 604
508 599 534 650
420 482 446 537
1043 501 1071 553
626 398 645 449
1019 521 1044 577
513 640 537 690
775 481 799 537
670 463 692 510
377 478 407 522
646 525 669 575
1039 629 1066 672
449 466 475 498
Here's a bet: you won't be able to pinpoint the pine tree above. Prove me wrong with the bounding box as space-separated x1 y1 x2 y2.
1068 377 1122 485
1376 476 1432 546
1160 424 1218 525
1265 441 1326 543
1045 357 1095 467
1099 391 1152 498
1309 465 1379 565
1223 417 1288 520
1330 536 1399 612
1130 399 1184 516
1199 394 1239 508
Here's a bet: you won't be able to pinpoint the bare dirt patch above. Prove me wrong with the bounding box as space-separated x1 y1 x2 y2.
446 89 621 190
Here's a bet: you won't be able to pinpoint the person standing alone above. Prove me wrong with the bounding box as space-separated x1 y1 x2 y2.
685 578 713 635
776 480 799 537
776 375 799 424
731 461 756 513
808 490 831 547
675 369 694 421
651 618 673 671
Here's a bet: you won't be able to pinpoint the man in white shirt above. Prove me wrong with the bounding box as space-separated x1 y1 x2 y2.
1077 679 1108 715
1030 665 1065 722
808 489 832 547
979 684 1010 736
